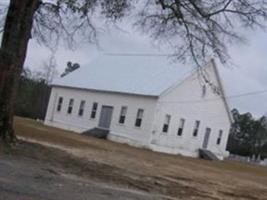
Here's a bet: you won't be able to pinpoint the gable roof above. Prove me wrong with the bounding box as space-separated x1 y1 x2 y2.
52 56 232 123
52 55 194 96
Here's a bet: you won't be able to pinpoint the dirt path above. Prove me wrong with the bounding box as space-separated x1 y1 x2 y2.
10 117 267 200
0 143 169 200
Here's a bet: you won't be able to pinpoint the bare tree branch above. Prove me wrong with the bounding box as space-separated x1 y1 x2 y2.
136 0 267 66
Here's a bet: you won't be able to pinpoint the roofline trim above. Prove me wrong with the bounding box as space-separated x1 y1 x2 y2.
51 84 159 98
210 58 233 124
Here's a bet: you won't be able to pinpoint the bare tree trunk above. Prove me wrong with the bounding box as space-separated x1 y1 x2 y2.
0 0 40 143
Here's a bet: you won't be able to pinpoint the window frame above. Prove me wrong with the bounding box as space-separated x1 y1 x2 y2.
193 120 200 137
217 130 223 145
162 114 171 133
67 98 74 114
57 96 63 112
177 118 185 136
78 100 86 117
90 102 98 119
135 109 144 127
118 106 127 124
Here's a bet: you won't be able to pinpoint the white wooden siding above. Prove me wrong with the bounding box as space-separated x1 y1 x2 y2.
45 87 158 146
150 63 230 159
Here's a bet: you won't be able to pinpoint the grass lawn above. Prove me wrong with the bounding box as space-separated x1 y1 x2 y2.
13 116 267 200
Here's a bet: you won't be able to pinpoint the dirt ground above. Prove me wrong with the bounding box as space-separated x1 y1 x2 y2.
4 117 267 200
0 142 170 200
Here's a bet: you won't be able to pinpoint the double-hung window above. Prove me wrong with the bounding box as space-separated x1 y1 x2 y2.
217 130 223 145
119 106 127 124
67 99 74 114
162 115 171 133
90 102 98 119
193 120 200 137
135 109 144 127
57 97 63 112
78 100 86 116
177 118 185 136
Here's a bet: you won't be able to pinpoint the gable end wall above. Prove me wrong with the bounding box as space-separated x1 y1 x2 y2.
150 62 231 159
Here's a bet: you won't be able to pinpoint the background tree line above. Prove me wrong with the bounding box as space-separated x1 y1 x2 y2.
227 109 267 159
15 68 51 120
15 60 79 120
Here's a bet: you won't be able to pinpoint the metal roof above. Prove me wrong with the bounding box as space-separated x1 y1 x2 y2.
52 55 193 96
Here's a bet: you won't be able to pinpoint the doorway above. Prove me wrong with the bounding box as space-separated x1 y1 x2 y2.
98 105 113 129
202 127 211 149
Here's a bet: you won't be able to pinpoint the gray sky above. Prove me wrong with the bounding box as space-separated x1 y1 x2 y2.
1 0 266 117
24 23 267 117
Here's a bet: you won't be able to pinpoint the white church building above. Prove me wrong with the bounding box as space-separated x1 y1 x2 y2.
45 56 232 159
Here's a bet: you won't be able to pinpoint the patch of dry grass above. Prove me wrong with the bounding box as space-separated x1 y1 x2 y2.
14 117 267 176
13 116 267 200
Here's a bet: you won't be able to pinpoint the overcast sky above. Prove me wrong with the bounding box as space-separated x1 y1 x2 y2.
23 22 267 117
1 0 267 117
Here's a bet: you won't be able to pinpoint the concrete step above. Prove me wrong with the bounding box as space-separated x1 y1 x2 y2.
82 127 109 139
199 149 219 161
